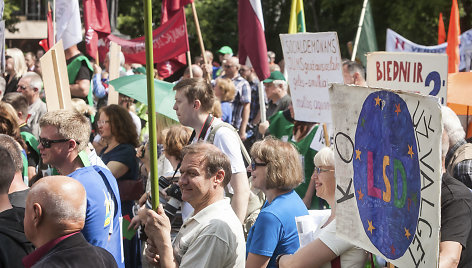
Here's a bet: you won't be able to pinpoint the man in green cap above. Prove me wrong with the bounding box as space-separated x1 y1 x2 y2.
215 46 233 78
258 71 291 135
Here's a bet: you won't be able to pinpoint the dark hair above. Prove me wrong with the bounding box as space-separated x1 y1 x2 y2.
173 78 215 113
182 143 232 187
99 104 139 147
0 134 23 172
0 147 15 194
3 93 29 120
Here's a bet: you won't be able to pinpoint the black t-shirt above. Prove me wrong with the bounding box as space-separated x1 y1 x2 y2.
66 53 93 82
441 172 472 267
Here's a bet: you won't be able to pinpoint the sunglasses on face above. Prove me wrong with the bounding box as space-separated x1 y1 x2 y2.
251 159 267 170
39 137 76 148
314 166 334 174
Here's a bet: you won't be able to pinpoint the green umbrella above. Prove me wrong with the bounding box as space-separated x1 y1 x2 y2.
109 74 178 122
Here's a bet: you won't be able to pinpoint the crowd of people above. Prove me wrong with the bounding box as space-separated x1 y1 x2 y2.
0 43 471 268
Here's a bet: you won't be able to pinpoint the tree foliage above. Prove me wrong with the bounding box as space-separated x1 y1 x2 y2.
4 0 22 33
115 0 471 63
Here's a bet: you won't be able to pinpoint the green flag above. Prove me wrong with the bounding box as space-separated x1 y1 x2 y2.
352 0 378 66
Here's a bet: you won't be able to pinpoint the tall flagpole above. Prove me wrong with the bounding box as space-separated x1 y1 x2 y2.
143 0 159 210
351 0 369 61
53 0 56 44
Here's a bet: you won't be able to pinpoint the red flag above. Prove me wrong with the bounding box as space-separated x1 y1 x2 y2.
438 13 446 44
161 0 193 24
238 0 270 80
446 0 461 73
98 9 189 78
84 0 111 59
39 6 54 52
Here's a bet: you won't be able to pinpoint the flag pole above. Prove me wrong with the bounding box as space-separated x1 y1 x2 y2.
143 0 159 210
187 51 193 78
190 2 211 82
351 0 369 61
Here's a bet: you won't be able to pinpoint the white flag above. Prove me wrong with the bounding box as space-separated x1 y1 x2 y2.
55 0 82 49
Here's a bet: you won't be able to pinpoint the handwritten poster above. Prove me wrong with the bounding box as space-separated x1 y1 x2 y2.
367 52 448 104
329 84 441 268
280 32 343 123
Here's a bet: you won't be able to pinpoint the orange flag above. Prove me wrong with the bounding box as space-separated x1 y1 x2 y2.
446 0 461 73
438 13 446 44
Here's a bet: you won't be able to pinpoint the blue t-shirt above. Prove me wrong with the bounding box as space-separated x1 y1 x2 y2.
246 190 308 267
69 165 124 268
221 101 233 123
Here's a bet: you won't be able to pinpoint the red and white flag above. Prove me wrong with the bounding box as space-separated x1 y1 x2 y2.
84 0 111 59
39 6 54 52
55 0 82 49
238 0 270 80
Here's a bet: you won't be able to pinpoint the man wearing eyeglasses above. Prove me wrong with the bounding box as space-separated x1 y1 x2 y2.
219 57 251 141
37 110 124 267
16 72 47 139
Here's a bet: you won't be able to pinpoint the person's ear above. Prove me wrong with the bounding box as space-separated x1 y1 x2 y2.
213 170 225 186
353 72 362 85
68 139 79 151
32 203 43 227
193 99 201 110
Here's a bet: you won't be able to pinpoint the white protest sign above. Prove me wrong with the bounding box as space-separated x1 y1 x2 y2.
367 52 448 104
280 32 343 123
329 84 441 268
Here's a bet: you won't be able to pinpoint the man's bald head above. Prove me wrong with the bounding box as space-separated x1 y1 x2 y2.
27 176 86 228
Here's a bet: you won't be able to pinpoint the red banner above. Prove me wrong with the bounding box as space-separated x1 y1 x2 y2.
84 0 111 59
98 8 189 68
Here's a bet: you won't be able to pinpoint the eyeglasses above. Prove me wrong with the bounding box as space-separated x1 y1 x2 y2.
17 85 28 90
39 137 76 148
314 166 334 174
97 120 110 126
223 65 234 69
251 159 267 170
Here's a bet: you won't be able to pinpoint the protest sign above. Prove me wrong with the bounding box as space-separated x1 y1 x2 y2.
280 32 343 123
386 28 472 71
367 52 448 104
97 8 188 66
40 40 72 111
329 84 441 268
107 42 121 105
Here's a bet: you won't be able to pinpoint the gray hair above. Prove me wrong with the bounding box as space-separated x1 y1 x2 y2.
343 60 365 80
0 77 5 100
273 80 288 91
442 106 465 146
314 147 335 168
106 51 126 67
22 72 43 91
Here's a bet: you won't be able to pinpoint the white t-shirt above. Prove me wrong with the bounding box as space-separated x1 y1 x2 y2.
318 219 368 268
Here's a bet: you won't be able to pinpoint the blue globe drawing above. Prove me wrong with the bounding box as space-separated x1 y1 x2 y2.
353 91 421 259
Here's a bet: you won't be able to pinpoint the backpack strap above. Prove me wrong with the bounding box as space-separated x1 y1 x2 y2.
207 122 251 165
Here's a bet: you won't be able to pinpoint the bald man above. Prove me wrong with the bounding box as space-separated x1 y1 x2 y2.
22 176 117 268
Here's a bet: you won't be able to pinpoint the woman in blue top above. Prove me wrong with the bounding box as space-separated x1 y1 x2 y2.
214 78 235 123
246 137 309 268
98 104 140 268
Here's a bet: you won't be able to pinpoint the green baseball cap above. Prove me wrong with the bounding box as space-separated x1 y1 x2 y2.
263 71 286 83
218 46 233 55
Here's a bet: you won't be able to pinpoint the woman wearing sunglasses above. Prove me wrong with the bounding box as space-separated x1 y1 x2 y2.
277 147 368 268
246 137 308 268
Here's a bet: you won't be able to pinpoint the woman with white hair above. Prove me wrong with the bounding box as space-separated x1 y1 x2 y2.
5 48 27 95
277 146 368 268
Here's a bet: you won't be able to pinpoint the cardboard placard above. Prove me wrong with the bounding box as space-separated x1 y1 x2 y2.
367 52 448 104
329 84 441 267
107 42 121 105
280 32 343 123
40 40 72 111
